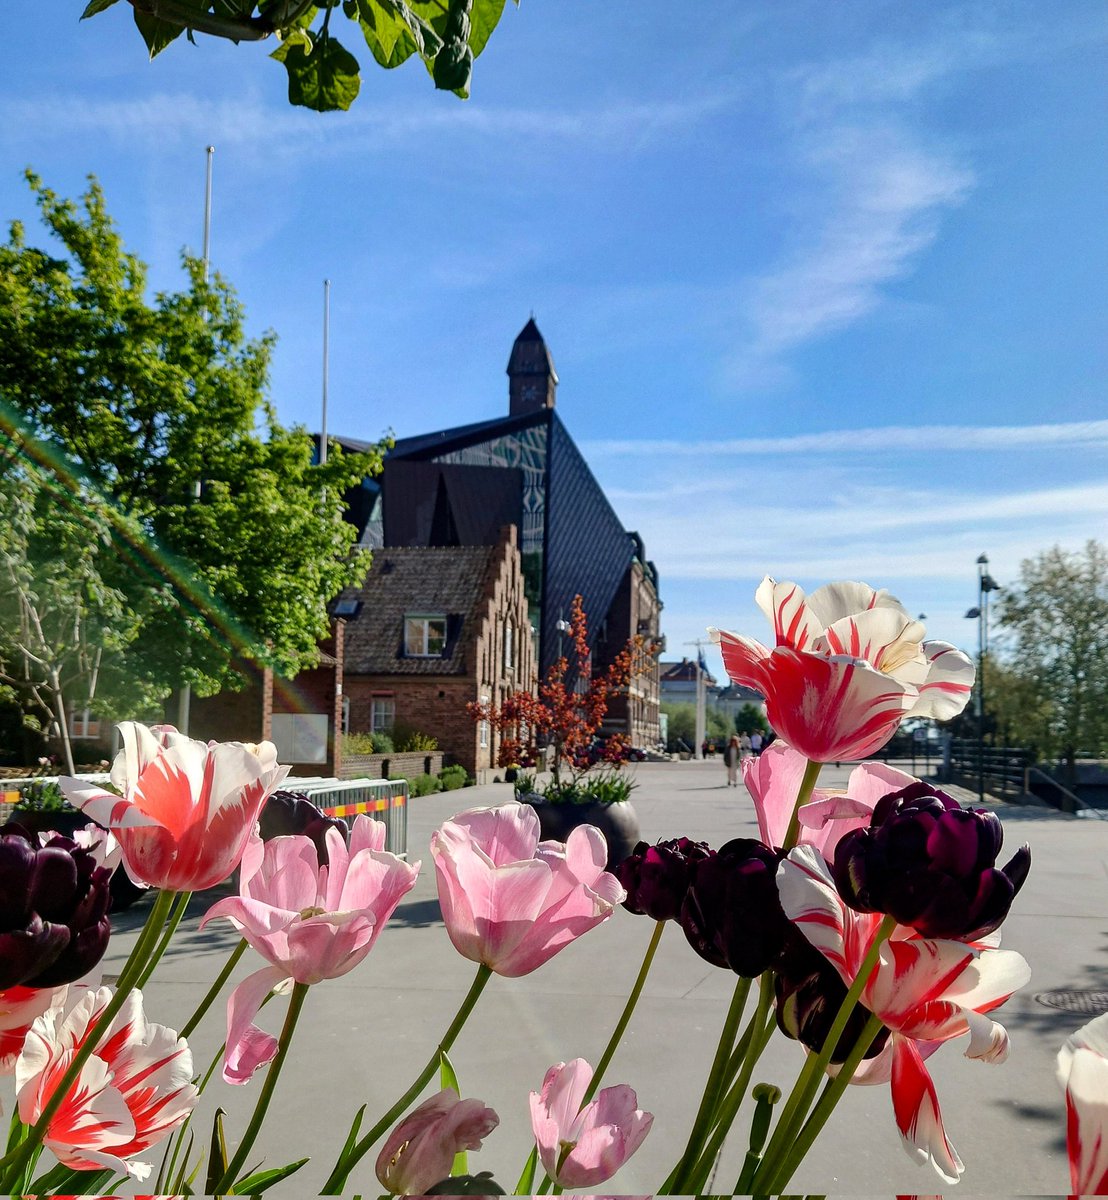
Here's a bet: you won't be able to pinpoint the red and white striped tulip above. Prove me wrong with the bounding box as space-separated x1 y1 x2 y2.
712 578 974 762
15 986 197 1180
1057 1011 1108 1195
61 723 288 892
778 846 1030 1183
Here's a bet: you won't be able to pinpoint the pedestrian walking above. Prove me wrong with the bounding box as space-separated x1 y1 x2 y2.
723 734 741 787
750 730 764 757
739 731 752 758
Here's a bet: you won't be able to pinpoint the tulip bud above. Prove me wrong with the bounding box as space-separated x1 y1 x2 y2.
680 838 790 978
617 836 714 921
0 823 112 989
376 1089 498 1196
832 781 1032 941
260 790 349 866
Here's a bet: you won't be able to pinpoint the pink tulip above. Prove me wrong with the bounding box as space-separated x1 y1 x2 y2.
742 740 916 854
60 722 289 891
1057 1011 1108 1194
778 846 1030 1183
431 803 625 978
15 986 197 1180
712 578 974 762
530 1058 653 1188
375 1087 499 1194
201 816 420 1083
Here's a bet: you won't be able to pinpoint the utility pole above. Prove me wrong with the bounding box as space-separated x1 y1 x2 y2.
320 279 330 465
178 145 215 736
684 638 713 760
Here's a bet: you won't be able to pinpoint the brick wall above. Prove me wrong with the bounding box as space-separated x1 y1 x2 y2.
339 750 444 780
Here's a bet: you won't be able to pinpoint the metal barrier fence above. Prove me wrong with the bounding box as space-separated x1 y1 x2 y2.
949 741 1032 800
1 773 410 858
293 777 409 858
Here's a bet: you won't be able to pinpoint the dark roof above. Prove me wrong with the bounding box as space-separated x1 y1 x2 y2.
507 318 558 381
387 409 549 461
339 544 497 675
660 659 716 686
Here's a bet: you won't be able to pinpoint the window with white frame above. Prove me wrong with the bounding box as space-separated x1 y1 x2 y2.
371 695 395 733
479 693 489 749
341 695 351 735
503 619 514 672
404 615 447 657
68 710 101 739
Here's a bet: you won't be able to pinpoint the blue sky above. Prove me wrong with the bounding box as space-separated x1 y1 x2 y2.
3 2 1106 671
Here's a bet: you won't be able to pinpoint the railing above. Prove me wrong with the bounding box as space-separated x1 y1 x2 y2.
294 776 410 858
1 773 410 858
1023 766 1099 818
948 741 1032 800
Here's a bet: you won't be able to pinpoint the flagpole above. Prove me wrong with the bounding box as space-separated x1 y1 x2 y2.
320 279 330 465
685 639 711 760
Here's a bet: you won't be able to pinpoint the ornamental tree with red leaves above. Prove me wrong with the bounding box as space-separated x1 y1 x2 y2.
467 595 654 788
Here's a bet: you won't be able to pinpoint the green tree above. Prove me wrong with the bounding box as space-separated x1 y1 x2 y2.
994 540 1108 775
661 702 730 752
735 702 768 736
82 0 515 111
0 172 385 729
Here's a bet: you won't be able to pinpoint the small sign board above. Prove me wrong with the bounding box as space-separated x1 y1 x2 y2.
271 713 328 764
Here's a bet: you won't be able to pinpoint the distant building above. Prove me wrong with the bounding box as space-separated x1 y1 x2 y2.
338 525 533 778
659 658 716 707
333 319 662 751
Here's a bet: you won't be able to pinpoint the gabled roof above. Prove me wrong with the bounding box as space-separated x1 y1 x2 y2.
339 544 498 675
388 408 551 461
659 658 717 686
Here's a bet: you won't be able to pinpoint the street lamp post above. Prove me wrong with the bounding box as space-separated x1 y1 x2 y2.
964 554 1001 805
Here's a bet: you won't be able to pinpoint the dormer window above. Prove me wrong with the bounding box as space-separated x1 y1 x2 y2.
405 614 447 657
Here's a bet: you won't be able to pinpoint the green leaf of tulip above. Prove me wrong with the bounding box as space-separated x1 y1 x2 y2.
235 1158 310 1192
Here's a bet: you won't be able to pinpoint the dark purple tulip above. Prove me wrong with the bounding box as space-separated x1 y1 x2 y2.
0 823 112 989
680 838 791 978
774 927 889 1064
832 781 1032 941
617 837 714 921
259 790 349 866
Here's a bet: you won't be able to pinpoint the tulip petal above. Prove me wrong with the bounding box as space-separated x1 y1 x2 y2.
755 577 822 651
742 741 809 848
763 649 916 762
890 1035 964 1183
819 606 924 677
1058 1013 1108 1194
907 641 976 720
804 580 902 629
710 628 773 696
223 965 288 1085
449 804 541 867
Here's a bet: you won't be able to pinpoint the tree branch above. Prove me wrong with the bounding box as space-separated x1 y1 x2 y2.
124 0 316 42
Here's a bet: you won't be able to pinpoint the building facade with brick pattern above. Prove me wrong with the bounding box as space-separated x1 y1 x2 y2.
340 525 533 778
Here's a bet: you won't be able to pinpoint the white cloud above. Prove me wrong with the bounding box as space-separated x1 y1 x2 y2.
583 419 1108 459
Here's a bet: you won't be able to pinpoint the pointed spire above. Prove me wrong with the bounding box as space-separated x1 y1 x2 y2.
507 317 557 415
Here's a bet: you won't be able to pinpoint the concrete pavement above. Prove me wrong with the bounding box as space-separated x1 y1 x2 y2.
106 759 1105 1195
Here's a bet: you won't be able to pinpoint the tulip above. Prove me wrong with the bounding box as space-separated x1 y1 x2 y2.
832 781 1031 941
15 986 197 1180
201 816 419 1083
774 927 890 1064
1056 1011 1108 1195
60 722 289 892
742 741 916 855
0 823 112 990
779 846 1031 1182
529 1059 653 1189
616 836 714 921
679 838 790 978
711 578 975 762
0 984 68 1075
375 1088 499 1195
260 789 349 865
431 803 624 978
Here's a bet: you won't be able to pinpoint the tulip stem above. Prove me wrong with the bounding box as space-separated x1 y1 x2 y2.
783 758 823 851
215 980 310 1192
750 913 896 1192
585 918 665 1105
322 962 494 1194
0 885 178 1191
764 1012 885 1193
180 937 248 1040
665 972 752 1193
137 889 192 988
682 971 777 1194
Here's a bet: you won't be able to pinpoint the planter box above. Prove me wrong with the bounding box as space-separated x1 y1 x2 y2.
339 751 444 781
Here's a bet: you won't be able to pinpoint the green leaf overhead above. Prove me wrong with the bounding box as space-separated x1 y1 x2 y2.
133 9 186 57
273 34 362 110
80 0 121 17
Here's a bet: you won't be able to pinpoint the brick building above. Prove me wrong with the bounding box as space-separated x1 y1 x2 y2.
339 525 533 778
331 319 662 750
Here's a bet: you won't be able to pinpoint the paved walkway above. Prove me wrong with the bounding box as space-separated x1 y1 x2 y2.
107 759 1105 1195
